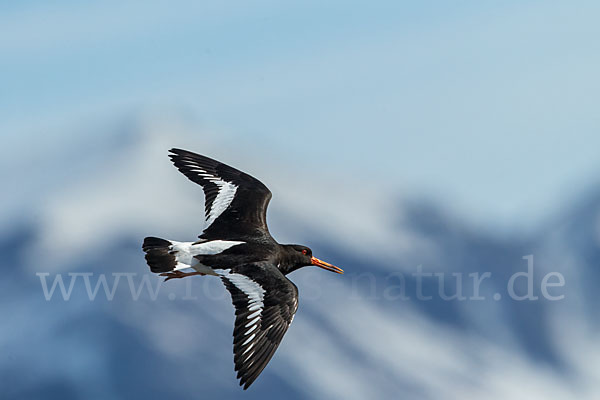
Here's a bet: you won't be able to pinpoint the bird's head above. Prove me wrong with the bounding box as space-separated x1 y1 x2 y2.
279 244 344 275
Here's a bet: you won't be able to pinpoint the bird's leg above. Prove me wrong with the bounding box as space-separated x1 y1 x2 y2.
159 270 205 282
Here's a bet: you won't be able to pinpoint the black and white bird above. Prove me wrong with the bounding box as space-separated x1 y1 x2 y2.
142 149 343 390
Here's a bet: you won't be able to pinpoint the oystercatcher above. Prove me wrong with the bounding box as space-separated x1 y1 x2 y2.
142 149 343 389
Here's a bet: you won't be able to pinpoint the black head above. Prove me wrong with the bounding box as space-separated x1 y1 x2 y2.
278 244 344 275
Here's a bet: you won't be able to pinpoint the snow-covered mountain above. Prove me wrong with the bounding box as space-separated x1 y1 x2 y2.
2 117 598 399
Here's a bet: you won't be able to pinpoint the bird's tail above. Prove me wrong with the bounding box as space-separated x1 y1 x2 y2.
142 237 177 273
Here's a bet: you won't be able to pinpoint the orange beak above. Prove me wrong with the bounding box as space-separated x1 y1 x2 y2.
311 256 344 274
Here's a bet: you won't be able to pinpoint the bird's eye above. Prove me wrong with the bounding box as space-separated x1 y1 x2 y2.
302 249 307 255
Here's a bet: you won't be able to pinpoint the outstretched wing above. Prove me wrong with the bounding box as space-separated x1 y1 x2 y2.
219 263 299 390
168 149 272 240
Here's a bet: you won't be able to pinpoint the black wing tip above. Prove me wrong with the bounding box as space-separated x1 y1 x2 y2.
169 148 206 156
238 371 262 390
168 148 185 159
168 148 197 160
168 148 213 165
168 148 197 167
240 376 255 390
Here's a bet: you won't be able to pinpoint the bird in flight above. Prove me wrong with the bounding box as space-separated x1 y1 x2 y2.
142 148 343 389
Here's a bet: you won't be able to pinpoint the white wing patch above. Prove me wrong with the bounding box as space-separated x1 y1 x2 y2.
188 167 238 229
168 240 244 271
221 272 266 336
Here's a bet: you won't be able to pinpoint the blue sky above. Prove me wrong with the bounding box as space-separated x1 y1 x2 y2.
3 0 600 229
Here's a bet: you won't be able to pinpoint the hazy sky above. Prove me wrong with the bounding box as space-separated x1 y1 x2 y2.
3 4 600 398
3 0 600 229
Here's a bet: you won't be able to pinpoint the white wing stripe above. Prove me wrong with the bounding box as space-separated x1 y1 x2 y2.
184 165 238 229
246 324 258 335
245 317 260 328
242 333 256 345
243 342 255 355
225 273 266 334
206 181 237 228
244 350 255 361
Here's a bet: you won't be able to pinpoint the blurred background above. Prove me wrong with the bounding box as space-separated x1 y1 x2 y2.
2 1 600 399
